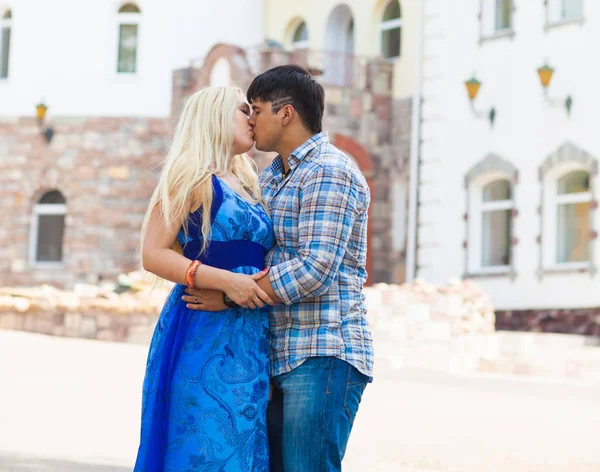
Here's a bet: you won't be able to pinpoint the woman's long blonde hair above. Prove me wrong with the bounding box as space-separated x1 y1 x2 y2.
141 85 261 257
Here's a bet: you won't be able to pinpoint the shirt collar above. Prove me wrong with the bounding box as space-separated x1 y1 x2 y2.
266 131 329 183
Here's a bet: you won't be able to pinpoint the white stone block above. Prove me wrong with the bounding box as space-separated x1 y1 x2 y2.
406 303 431 324
10 259 26 274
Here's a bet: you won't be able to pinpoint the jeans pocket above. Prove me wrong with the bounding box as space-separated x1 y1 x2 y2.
343 381 367 427
346 364 369 387
344 366 368 425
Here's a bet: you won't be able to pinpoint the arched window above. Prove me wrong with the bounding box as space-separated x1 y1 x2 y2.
30 191 66 264
380 1 401 59
468 178 513 273
209 58 232 87
465 154 517 276
117 3 141 74
539 142 596 274
0 9 11 78
553 170 591 264
480 179 513 268
324 4 355 86
292 21 309 49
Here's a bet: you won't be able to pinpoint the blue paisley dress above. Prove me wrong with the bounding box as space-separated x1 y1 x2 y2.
134 175 275 472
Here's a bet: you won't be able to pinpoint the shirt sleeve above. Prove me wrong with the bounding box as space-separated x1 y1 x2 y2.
268 164 366 305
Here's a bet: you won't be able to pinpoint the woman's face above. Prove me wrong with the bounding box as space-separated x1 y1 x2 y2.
231 100 254 156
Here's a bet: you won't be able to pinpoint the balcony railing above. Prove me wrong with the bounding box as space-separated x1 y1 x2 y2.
244 47 393 95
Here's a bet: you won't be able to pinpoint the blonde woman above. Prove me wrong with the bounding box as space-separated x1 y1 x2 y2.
133 86 274 471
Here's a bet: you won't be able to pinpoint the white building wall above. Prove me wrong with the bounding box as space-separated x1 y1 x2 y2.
0 0 263 118
419 0 600 310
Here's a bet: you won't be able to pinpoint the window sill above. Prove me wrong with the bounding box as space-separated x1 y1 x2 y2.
109 73 139 83
540 262 595 276
545 17 585 31
464 267 515 279
479 29 515 44
31 262 64 270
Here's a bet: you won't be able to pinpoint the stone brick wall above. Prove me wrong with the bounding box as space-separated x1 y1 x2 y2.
326 96 412 283
3 281 599 381
0 117 170 287
496 308 600 336
173 44 414 284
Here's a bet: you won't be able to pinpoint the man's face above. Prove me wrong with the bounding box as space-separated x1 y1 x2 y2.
249 100 282 153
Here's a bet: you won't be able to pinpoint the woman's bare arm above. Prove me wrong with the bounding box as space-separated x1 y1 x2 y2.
141 206 274 308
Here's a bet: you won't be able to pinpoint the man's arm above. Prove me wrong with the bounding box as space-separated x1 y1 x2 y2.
256 273 282 303
267 164 365 305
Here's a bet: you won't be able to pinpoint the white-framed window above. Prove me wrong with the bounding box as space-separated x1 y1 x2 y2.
468 176 513 274
117 3 141 74
380 1 401 59
543 168 591 269
495 0 512 31
0 9 11 79
547 0 583 24
30 190 66 265
291 21 309 49
480 0 513 37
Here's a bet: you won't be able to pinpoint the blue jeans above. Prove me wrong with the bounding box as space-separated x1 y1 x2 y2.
267 357 369 472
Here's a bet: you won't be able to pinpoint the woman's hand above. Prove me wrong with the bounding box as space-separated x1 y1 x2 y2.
221 270 273 309
183 288 227 311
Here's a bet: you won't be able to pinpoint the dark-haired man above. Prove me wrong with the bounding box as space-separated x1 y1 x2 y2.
185 65 373 472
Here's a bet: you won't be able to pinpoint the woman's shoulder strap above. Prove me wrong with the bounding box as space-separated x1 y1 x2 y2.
210 174 224 224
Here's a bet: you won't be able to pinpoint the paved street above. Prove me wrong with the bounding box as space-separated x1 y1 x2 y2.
1 330 599 471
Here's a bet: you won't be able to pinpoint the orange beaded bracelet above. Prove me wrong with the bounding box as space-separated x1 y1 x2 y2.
185 260 201 288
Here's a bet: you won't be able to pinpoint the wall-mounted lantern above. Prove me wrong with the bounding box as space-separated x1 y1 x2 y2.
36 101 54 144
464 76 496 127
537 63 572 115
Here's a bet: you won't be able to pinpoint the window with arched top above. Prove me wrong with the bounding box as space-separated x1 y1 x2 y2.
117 3 141 74
465 154 518 276
0 9 11 78
292 21 309 49
539 142 596 275
119 3 141 13
324 4 355 86
380 1 401 59
480 179 513 268
209 58 232 87
30 190 67 264
468 178 514 273
555 170 591 264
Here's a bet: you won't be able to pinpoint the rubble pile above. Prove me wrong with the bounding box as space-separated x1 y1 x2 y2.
365 277 496 337
0 271 172 316
0 273 495 353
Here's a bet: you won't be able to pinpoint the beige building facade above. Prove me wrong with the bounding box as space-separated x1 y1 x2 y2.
263 0 418 99
255 0 418 282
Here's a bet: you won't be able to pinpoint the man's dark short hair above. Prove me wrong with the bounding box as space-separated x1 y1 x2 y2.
247 65 325 134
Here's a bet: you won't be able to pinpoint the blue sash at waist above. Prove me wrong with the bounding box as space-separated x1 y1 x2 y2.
183 240 266 271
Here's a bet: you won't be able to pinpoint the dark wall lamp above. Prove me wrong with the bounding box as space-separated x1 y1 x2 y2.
464 76 496 127
537 63 572 115
36 101 55 144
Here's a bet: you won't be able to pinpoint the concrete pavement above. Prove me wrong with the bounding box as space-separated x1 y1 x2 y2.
0 330 599 471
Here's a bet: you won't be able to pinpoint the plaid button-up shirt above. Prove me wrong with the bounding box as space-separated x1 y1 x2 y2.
260 132 374 379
